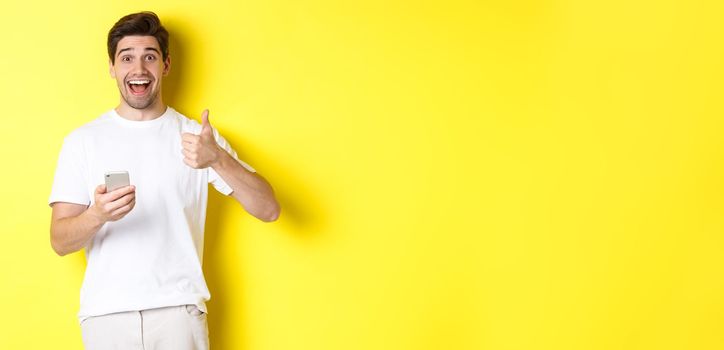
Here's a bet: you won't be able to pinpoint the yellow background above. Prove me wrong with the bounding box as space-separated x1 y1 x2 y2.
1 0 723 349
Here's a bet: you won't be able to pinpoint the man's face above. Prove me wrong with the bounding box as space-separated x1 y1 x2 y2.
109 35 170 110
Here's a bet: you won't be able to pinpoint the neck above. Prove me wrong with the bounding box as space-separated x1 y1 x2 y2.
115 97 168 121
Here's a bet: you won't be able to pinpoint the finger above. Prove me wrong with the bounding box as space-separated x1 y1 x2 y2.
182 142 198 152
200 109 212 135
96 184 107 194
104 185 136 202
107 192 135 212
181 132 199 142
181 133 199 143
110 201 133 217
201 109 210 127
182 149 196 160
111 200 135 218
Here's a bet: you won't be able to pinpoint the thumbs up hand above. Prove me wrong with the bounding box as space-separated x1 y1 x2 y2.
181 109 222 169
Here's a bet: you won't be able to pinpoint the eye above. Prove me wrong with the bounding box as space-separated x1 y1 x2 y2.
145 54 156 61
121 56 131 62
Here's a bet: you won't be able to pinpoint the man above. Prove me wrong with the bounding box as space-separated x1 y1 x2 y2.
48 11 280 349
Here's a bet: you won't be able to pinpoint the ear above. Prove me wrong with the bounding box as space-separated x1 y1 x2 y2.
163 56 171 76
109 59 116 79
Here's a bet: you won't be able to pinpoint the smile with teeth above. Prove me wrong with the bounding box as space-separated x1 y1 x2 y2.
127 79 151 95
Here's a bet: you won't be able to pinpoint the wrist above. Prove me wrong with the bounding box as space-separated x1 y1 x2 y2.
86 204 107 227
211 144 228 170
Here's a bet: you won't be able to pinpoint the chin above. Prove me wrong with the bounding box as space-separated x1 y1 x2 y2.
124 92 158 110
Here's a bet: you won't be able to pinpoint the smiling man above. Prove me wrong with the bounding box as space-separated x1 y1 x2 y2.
48 12 280 350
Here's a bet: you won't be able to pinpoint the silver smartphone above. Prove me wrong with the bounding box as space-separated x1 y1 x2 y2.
105 171 130 192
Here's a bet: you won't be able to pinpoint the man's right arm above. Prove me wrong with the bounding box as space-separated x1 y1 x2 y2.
50 185 136 256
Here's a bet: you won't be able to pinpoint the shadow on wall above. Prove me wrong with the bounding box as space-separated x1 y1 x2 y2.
203 133 329 349
162 20 191 111
162 19 328 349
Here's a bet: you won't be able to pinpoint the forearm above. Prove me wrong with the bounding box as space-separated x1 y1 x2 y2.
51 208 104 256
211 147 280 222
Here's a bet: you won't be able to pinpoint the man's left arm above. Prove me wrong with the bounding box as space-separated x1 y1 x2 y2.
182 109 281 222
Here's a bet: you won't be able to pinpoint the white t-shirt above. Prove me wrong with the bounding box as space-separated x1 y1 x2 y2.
48 107 255 323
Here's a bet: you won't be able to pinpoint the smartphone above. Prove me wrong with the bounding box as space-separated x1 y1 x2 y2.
105 171 130 192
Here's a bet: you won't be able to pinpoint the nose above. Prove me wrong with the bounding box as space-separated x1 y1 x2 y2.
131 59 148 74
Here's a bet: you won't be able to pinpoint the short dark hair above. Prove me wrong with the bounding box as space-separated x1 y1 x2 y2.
107 11 169 64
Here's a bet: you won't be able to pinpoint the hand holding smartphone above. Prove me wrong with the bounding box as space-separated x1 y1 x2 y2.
95 171 135 223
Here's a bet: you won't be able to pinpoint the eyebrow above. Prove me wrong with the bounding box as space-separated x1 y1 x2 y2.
117 47 161 57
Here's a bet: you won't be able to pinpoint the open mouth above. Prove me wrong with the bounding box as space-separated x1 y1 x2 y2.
127 79 151 95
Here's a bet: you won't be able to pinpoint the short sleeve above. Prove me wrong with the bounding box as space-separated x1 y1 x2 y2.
48 134 90 206
208 128 256 196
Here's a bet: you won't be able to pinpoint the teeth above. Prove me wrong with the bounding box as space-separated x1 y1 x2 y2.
128 80 150 85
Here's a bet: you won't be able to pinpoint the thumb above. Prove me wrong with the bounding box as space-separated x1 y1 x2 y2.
201 109 212 135
96 184 107 194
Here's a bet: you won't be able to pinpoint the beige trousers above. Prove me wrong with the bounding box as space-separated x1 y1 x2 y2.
80 305 209 350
